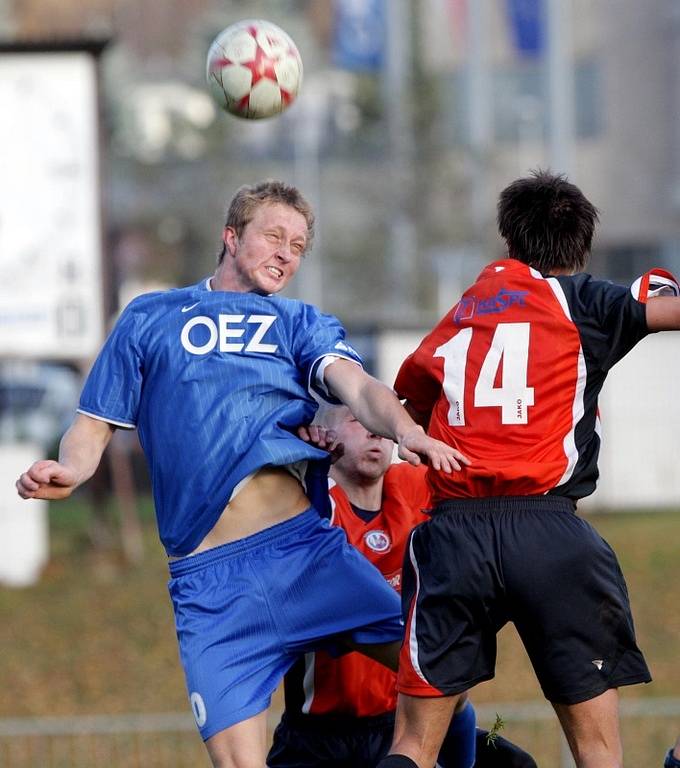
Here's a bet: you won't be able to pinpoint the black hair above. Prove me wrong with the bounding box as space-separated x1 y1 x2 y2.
497 169 599 274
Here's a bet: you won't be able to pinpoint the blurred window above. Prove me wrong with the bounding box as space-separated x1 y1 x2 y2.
344 329 377 376
0 362 80 447
438 57 602 145
590 244 663 283
574 59 602 138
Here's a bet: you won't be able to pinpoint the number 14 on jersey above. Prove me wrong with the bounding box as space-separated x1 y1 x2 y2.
435 322 535 426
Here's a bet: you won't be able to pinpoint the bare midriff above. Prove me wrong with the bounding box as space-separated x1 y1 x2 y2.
168 466 310 561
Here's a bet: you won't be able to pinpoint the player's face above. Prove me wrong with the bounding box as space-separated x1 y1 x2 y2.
222 202 308 295
332 410 393 482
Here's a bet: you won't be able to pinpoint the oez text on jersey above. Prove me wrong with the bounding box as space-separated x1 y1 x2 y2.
180 314 278 355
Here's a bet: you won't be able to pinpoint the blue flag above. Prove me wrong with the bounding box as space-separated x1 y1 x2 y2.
506 0 545 57
332 0 386 72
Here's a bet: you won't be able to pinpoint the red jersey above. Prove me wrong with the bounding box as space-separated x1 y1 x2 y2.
283 462 430 717
395 259 649 503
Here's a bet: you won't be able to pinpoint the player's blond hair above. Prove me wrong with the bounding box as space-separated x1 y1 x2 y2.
217 180 315 263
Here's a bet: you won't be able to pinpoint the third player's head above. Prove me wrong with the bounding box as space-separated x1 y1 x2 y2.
497 170 599 275
216 180 315 295
322 406 393 484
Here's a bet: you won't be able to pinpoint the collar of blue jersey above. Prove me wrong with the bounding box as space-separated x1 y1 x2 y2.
203 276 274 297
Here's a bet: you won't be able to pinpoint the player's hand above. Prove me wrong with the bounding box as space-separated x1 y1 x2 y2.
297 425 345 463
16 460 79 501
397 426 470 472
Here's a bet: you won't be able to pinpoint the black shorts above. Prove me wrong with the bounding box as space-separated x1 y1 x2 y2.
267 711 394 768
397 495 651 705
267 711 538 768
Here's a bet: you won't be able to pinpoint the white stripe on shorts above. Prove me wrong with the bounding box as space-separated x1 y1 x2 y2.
407 532 429 684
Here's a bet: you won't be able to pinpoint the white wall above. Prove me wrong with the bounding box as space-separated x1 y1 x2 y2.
586 333 680 510
377 330 680 511
0 443 49 586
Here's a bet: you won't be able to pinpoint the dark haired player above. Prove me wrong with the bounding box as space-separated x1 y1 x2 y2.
377 170 680 768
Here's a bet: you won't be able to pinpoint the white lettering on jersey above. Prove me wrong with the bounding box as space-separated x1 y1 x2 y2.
180 316 218 355
247 315 278 353
435 322 534 426
386 571 401 591
219 314 246 352
190 692 207 728
180 314 278 355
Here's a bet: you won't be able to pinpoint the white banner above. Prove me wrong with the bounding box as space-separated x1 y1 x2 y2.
0 51 104 359
0 443 48 587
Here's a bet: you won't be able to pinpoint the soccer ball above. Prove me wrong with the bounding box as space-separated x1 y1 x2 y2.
206 19 303 119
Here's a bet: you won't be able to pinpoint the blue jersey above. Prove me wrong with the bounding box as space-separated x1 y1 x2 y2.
78 278 362 556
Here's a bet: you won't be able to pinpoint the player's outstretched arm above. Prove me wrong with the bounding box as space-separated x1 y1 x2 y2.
323 358 469 472
16 413 115 501
646 296 680 331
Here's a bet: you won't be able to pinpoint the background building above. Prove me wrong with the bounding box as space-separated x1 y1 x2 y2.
3 0 679 320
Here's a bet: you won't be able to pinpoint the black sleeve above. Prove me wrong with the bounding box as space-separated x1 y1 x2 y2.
556 274 648 371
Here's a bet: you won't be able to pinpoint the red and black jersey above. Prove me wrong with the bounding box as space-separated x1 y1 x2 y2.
327 463 431 592
283 463 430 717
395 259 649 503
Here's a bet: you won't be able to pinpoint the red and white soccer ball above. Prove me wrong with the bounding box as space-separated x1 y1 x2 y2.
206 19 303 120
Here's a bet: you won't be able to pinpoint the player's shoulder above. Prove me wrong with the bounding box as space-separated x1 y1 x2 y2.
551 271 632 309
385 461 427 482
329 477 349 502
255 294 317 325
328 478 352 524
380 462 431 525
123 281 201 313
552 271 617 293
383 462 430 501
272 294 343 324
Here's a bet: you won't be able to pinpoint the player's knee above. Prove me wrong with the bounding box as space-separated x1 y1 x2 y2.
454 691 469 712
206 737 266 768
209 753 263 768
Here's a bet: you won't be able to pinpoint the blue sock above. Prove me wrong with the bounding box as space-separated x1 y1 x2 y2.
437 701 477 768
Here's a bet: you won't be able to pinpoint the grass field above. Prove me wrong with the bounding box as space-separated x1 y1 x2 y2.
1 495 679 765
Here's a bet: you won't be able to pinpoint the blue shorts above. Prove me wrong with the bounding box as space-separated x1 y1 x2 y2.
168 508 403 740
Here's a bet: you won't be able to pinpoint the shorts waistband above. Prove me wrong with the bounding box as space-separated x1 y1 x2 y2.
169 507 320 577
280 709 396 734
432 495 576 516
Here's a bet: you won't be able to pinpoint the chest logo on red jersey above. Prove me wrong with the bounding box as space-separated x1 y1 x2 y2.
454 289 528 325
364 529 391 553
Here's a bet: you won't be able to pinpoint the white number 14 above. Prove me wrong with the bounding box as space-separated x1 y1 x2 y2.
434 322 535 426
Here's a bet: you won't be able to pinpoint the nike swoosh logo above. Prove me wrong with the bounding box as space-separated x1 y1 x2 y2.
181 302 200 312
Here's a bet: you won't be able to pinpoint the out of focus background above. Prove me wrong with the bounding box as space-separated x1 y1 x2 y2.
0 1 679 765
